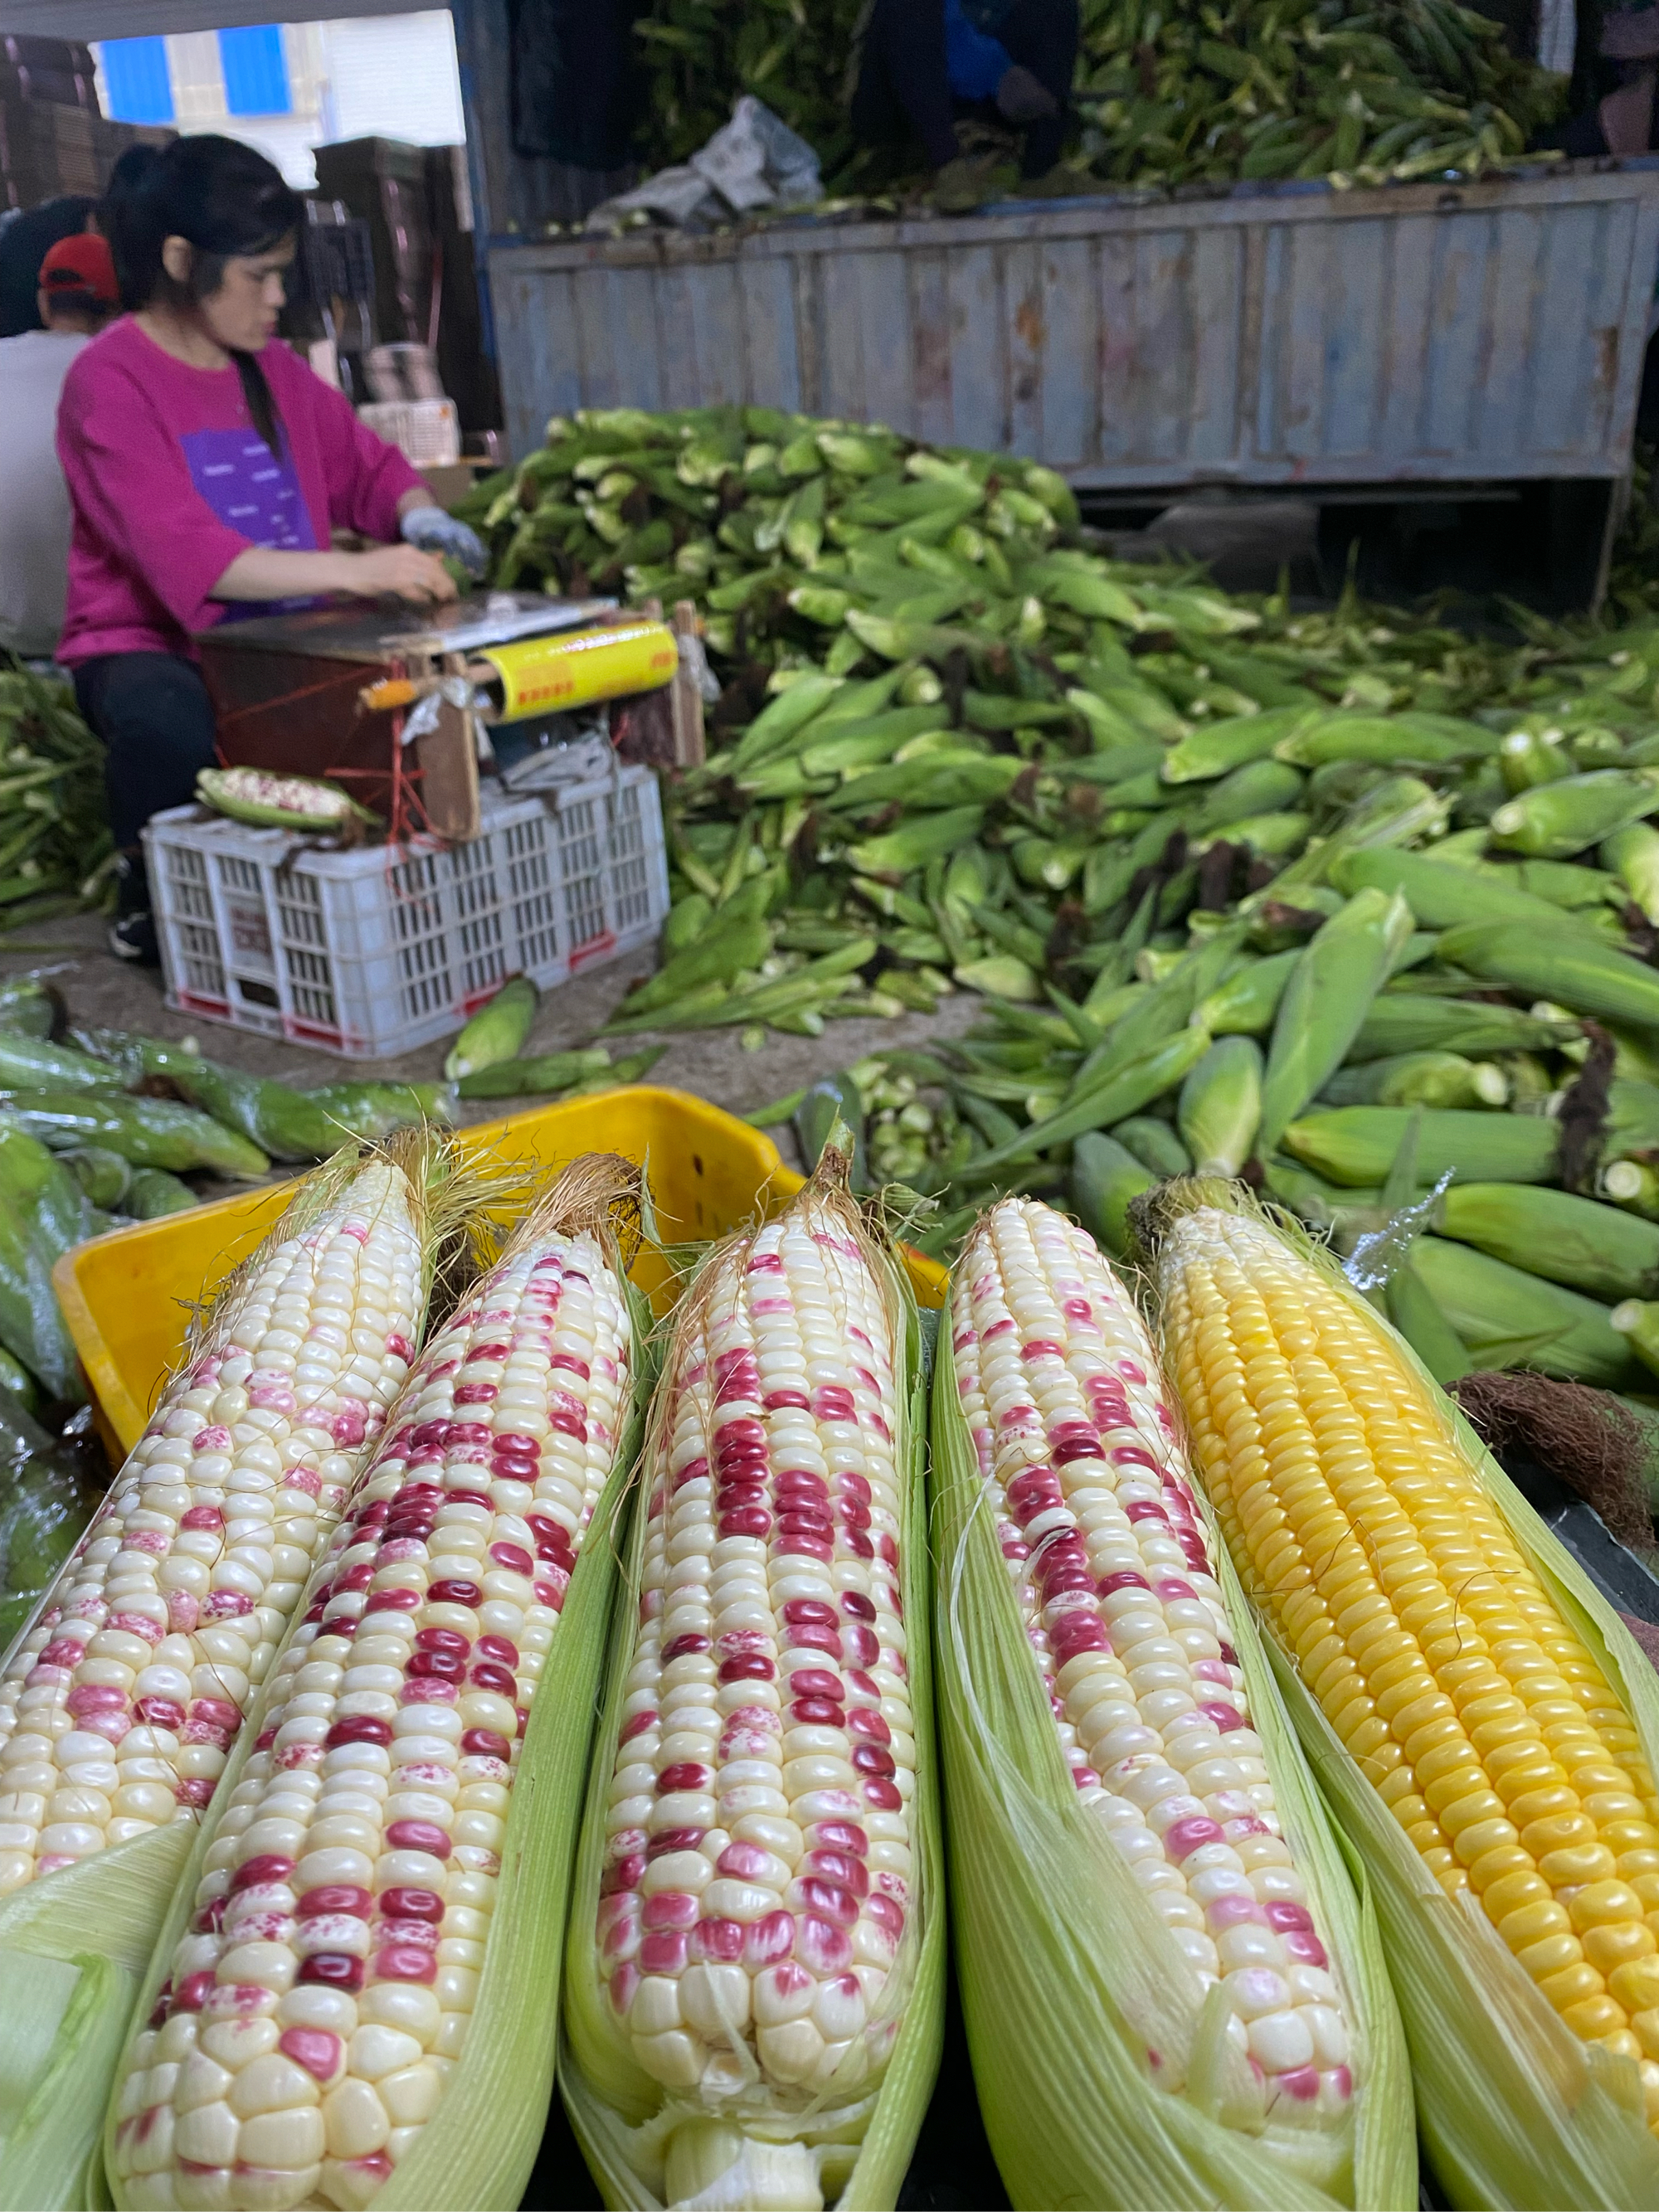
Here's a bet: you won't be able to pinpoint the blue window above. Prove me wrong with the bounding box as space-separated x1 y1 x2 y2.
217 25 290 116
99 36 173 124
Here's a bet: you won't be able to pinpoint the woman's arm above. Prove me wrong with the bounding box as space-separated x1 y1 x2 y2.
213 541 457 604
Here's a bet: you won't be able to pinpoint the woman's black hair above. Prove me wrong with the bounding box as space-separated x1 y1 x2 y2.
102 134 302 457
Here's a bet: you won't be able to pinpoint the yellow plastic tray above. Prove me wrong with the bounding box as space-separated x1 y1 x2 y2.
53 1086 947 1461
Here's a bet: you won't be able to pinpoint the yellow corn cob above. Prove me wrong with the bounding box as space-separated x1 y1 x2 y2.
0 1155 426 1894
951 1198 1355 2115
572 1165 921 2209
1155 1200 1659 2130
106 1176 635 2212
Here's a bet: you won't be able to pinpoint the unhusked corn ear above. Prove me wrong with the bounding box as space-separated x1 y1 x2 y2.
0 1154 426 1894
107 1166 637 2212
952 1201 1355 2112
1155 1196 1659 2170
564 1155 938 2212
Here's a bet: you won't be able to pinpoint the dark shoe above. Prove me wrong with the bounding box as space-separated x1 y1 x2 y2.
108 910 159 965
109 850 159 965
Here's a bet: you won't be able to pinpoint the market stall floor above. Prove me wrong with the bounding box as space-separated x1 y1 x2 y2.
0 912 980 1177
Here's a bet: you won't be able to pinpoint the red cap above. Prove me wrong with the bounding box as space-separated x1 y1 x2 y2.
39 232 118 307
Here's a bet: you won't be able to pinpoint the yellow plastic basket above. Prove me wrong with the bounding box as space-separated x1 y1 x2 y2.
53 1085 947 1461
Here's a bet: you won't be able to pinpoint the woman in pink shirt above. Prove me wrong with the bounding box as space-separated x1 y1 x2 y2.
57 136 485 963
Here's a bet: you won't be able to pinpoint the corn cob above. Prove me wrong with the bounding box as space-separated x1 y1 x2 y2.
0 1151 428 1894
1153 1193 1659 2188
1603 824 1659 924
1435 1184 1659 1305
0 1145 465 2212
107 1158 640 2212
562 1153 940 2211
953 1201 1355 2100
931 1197 1411 2209
1489 770 1659 860
1257 890 1412 1156
1071 1134 1155 1258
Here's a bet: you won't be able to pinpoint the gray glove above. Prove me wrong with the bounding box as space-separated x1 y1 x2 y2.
995 64 1059 123
401 504 488 580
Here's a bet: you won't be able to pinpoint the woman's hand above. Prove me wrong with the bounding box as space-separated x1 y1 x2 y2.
213 542 459 605
339 544 458 603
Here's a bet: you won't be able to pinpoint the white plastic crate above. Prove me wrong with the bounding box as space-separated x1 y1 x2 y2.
358 396 460 466
144 770 669 1060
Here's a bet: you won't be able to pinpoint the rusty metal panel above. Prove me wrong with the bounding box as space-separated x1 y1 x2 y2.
484 163 1659 488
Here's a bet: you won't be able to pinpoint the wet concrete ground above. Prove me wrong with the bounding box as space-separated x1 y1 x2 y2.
0 909 979 1182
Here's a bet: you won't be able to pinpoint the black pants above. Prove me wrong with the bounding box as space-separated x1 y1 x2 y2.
851 0 1078 177
72 651 217 853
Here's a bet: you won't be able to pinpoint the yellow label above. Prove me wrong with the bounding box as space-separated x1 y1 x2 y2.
481 621 679 722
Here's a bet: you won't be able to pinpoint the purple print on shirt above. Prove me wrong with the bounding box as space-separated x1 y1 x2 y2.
182 426 321 617
182 427 319 548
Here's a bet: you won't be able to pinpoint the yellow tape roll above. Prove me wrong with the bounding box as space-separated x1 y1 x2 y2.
480 620 679 722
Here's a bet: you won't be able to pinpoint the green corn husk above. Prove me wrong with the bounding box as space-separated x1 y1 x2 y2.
1410 1234 1637 1387
1497 728 1571 794
1148 1189 1659 2212
0 1034 123 1096
1160 707 1319 784
961 1027 1215 1183
0 1091 269 1178
1488 769 1659 858
102 1155 654 2212
1603 1158 1659 1218
932 1207 1414 2212
457 1046 613 1100
1345 995 1579 1065
122 1168 197 1219
301 1080 454 1143
1178 1036 1263 1174
1436 1183 1659 1304
56 1148 129 1211
1602 822 1659 923
1112 1116 1192 1179
0 978 60 1039
442 972 539 1080
1190 950 1300 1038
1384 1257 1476 1387
0 1385 102 1650
1437 924 1659 1033
0 1137 483 2212
1070 1133 1155 1256
1331 847 1602 939
560 1155 945 2210
1282 1107 1559 1189
0 1344 37 1414
1258 889 1413 1155
1320 1053 1507 1112
1273 713 1489 770
1611 1297 1659 1382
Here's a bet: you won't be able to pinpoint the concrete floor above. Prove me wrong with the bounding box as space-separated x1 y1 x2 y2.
2 912 979 1181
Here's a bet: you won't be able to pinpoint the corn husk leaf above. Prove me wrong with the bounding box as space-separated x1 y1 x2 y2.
1149 1184 1659 2210
928 1274 1413 2212
0 1135 493 2212
560 1165 946 2210
101 1157 657 2212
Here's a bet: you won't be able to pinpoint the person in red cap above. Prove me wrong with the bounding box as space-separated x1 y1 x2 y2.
0 228 119 661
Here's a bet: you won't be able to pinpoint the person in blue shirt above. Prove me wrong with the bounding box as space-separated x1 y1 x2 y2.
851 0 1078 182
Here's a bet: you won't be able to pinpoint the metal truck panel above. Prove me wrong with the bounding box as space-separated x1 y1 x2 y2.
486 165 1659 488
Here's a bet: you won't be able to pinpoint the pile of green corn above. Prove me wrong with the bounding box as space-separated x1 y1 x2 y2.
624 0 1559 202
0 665 114 931
1071 0 1560 190
476 403 1659 1396
0 973 450 1413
